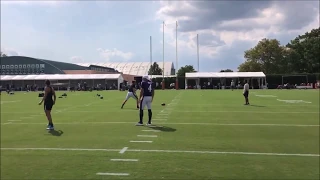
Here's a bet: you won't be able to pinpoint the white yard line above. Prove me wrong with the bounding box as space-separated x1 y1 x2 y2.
110 159 138 162
7 120 21 122
141 130 160 132
137 135 158 138
96 173 129 176
130 141 153 143
2 121 318 127
1 147 319 157
119 147 128 154
2 110 318 114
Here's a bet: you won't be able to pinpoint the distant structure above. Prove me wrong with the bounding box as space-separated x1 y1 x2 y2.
76 62 175 76
0 56 118 75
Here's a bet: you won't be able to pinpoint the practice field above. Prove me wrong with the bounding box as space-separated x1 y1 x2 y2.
1 89 319 179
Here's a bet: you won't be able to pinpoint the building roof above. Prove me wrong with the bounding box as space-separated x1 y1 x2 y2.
76 62 174 76
186 72 266 78
0 74 122 80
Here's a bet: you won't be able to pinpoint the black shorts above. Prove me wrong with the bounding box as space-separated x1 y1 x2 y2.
243 91 249 98
44 103 53 111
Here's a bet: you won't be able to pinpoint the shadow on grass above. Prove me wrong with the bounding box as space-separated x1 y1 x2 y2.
48 130 64 136
147 125 176 132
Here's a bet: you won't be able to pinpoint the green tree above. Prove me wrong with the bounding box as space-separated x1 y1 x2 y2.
0 52 7 57
148 62 163 75
238 38 286 74
177 65 196 77
286 27 320 73
220 69 233 72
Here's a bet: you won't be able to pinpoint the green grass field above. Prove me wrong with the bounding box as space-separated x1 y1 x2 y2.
1 89 319 180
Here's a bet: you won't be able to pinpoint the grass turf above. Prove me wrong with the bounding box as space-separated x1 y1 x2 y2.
1 89 319 179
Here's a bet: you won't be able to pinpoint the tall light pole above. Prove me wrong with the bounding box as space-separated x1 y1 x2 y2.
197 34 199 72
175 21 178 90
150 36 152 79
162 21 165 90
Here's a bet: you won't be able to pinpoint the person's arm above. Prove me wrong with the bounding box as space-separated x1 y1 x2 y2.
139 88 144 101
39 87 48 105
52 87 56 105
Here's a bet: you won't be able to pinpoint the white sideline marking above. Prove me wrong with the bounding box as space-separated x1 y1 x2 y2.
3 122 12 125
277 99 312 104
2 122 319 127
153 119 167 121
2 110 319 114
110 159 138 162
119 147 128 154
96 173 129 176
7 120 21 122
130 141 153 143
141 130 160 132
137 135 158 138
158 114 169 116
1 147 319 157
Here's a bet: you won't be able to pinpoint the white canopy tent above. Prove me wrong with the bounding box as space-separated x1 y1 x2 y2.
0 74 124 90
185 72 267 89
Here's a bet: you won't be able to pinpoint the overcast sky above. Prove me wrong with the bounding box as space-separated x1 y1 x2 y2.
1 1 319 72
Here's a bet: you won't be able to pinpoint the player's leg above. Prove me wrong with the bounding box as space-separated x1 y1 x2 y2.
133 93 139 109
136 97 145 126
121 93 130 109
146 97 152 125
246 92 250 105
44 103 54 130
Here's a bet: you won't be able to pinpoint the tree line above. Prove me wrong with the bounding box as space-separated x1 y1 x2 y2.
238 27 319 74
150 27 319 76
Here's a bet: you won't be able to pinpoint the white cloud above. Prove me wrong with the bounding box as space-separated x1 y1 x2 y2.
156 1 319 61
1 47 21 56
97 48 134 61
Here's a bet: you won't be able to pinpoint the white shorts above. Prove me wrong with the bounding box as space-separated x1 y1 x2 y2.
140 96 152 110
125 92 138 101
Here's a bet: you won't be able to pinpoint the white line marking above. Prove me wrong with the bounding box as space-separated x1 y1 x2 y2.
2 110 318 114
7 120 21 122
119 147 128 154
137 135 158 138
96 173 129 176
110 159 139 162
2 122 319 127
1 147 318 157
130 141 153 143
141 130 160 132
158 114 169 115
3 122 12 125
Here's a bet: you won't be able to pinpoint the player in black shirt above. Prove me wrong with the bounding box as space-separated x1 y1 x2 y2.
39 80 56 130
136 76 154 126
121 81 139 109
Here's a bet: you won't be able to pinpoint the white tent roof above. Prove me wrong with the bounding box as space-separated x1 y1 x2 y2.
76 62 174 76
0 74 122 81
186 72 266 78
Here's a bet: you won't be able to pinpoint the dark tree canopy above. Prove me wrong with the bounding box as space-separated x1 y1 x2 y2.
148 62 163 75
0 52 7 57
220 69 233 72
238 27 320 74
177 65 196 77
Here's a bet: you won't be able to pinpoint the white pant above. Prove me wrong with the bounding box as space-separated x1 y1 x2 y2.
140 96 152 110
125 92 138 101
